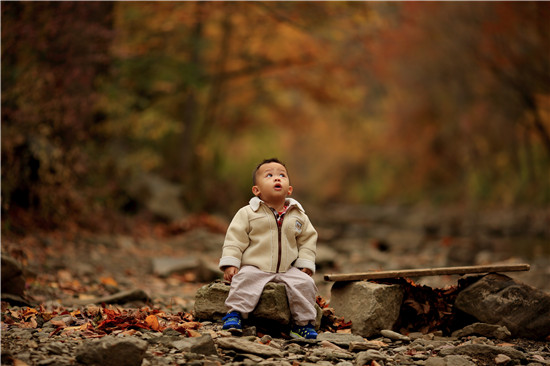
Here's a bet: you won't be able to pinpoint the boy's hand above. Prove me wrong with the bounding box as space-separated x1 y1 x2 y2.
224 266 239 282
300 268 313 276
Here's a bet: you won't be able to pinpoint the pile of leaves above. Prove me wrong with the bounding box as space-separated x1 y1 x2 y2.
374 278 464 335
2 297 352 340
316 295 352 333
1 303 202 339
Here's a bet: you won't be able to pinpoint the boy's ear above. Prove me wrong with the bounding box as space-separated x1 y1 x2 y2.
287 186 293 196
252 186 260 196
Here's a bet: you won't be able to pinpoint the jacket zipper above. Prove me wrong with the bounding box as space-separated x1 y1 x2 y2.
276 223 282 273
271 210 283 273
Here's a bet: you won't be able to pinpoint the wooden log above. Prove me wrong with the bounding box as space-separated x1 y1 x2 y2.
324 264 530 282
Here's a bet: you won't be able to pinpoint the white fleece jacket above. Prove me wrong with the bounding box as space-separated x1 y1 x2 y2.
219 197 317 274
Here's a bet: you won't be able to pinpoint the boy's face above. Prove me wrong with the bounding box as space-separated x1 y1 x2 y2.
252 162 293 202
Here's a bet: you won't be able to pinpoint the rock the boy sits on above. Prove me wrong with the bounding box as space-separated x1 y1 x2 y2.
219 158 318 339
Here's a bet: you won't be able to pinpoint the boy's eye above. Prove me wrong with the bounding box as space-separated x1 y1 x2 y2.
267 173 272 178
279 174 285 177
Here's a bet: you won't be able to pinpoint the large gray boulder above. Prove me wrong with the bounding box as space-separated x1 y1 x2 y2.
194 281 292 324
1 255 26 297
455 273 550 340
330 281 404 338
194 281 322 327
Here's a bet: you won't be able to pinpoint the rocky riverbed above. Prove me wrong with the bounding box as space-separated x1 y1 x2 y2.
2 204 549 365
2 307 550 366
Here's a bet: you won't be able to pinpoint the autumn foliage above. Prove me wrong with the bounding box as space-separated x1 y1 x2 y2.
2 304 202 338
2 2 549 232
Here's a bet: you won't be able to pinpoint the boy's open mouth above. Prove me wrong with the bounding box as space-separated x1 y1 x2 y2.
274 184 282 190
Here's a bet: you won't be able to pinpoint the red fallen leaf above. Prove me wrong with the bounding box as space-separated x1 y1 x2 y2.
101 308 121 319
316 295 329 308
97 318 130 331
49 327 63 337
497 342 516 347
3 317 15 325
336 320 352 330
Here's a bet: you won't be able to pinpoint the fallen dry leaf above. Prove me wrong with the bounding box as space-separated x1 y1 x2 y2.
186 329 202 337
100 277 118 287
176 321 202 329
145 314 161 331
496 342 516 347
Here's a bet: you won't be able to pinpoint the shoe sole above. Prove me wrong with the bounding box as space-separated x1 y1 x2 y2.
290 331 317 339
290 331 302 339
227 327 243 335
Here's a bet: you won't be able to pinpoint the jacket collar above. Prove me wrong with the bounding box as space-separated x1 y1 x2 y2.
249 196 305 213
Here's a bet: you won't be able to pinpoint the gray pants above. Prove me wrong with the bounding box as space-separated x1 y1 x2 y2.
225 265 318 326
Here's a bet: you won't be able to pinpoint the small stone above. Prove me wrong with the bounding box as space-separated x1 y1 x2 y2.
380 329 410 342
355 349 387 365
242 326 256 337
495 353 512 364
162 328 183 337
349 340 387 352
425 357 447 366
216 337 283 358
36 357 72 366
438 344 526 362
452 323 511 340
45 342 65 355
335 362 354 366
260 335 273 344
171 335 217 356
320 340 346 351
317 333 365 348
311 347 354 362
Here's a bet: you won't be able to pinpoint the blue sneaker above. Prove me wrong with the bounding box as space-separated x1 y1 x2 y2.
222 312 242 333
290 323 318 339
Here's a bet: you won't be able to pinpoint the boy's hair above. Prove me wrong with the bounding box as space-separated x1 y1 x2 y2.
252 158 288 185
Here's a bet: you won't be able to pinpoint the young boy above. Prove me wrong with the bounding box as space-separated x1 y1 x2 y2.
219 158 318 339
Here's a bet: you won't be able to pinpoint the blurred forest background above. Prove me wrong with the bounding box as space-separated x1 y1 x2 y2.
2 1 550 233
